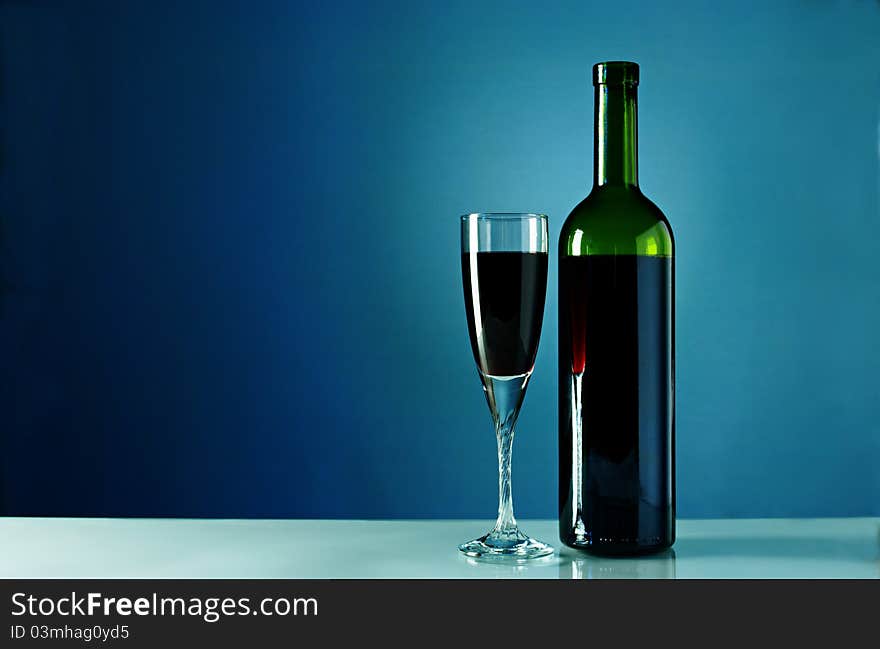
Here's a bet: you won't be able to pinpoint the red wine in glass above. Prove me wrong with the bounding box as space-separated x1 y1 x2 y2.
461 251 548 378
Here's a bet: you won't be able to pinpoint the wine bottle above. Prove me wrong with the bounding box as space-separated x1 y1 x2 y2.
559 61 675 555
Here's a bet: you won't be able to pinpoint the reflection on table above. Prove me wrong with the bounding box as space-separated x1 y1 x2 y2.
557 548 676 579
461 548 676 579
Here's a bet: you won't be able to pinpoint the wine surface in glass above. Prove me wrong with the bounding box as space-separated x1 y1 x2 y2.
461 251 548 377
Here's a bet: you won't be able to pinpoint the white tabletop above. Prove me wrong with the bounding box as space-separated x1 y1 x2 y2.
2 518 877 579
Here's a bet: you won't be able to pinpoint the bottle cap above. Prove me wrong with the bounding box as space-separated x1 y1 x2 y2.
593 61 639 86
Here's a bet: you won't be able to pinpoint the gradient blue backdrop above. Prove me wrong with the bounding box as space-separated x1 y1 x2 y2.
1 0 878 518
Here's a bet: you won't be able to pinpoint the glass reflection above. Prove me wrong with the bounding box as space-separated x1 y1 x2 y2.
462 554 558 578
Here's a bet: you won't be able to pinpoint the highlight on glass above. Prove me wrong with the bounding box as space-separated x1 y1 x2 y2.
459 213 553 560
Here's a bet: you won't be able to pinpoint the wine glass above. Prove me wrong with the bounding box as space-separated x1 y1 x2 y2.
459 213 553 559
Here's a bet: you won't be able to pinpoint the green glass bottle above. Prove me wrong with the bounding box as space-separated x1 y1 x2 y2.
558 61 675 555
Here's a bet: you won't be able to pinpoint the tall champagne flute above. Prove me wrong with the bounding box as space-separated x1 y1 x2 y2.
459 213 553 559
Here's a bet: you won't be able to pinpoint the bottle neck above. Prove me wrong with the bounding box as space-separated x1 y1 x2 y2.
593 83 638 188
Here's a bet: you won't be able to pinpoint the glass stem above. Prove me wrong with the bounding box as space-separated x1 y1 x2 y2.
479 372 528 539
494 419 517 533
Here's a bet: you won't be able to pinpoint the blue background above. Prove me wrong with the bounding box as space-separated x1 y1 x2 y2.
1 0 878 519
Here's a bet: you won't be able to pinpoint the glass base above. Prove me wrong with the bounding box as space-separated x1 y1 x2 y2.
458 528 553 560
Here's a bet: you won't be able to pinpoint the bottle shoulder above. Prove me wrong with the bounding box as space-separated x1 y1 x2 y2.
560 186 673 257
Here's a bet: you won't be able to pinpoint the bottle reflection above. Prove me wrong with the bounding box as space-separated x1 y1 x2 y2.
558 548 676 579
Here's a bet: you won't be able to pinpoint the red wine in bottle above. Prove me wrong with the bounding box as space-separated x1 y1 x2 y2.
559 62 675 555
